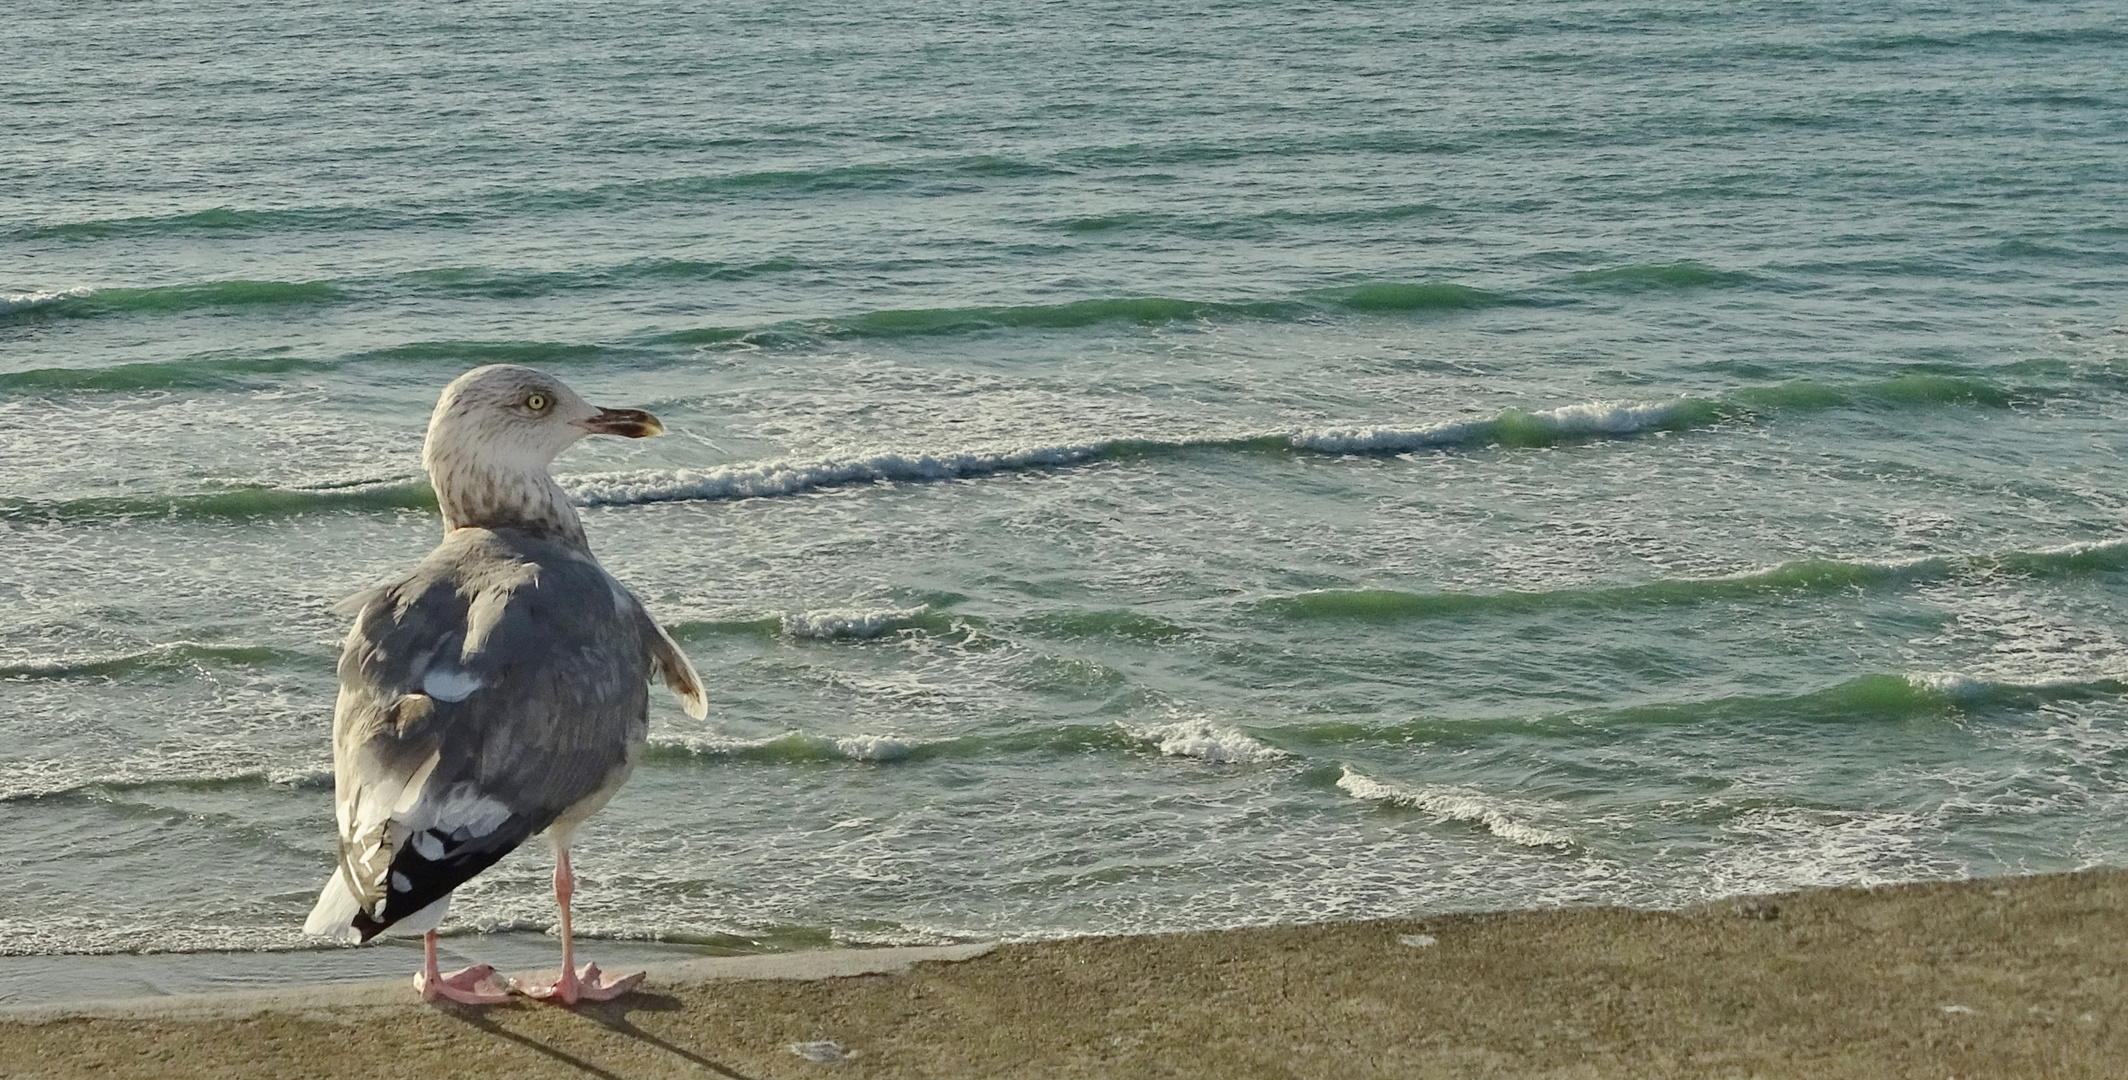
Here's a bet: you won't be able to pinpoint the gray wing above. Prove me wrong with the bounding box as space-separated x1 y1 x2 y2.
322 528 654 941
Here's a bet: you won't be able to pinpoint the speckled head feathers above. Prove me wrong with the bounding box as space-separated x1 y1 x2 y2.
420 365 663 544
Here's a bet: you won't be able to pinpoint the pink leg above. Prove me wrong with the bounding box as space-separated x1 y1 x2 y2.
511 847 645 1004
414 930 509 1004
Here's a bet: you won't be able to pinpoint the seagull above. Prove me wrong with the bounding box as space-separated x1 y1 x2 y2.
303 364 707 1004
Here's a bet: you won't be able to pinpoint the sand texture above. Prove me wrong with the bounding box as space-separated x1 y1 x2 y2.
3 870 2125 1079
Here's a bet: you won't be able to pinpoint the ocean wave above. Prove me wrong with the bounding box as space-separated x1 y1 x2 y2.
351 339 622 367
1596 672 2128 736
643 722 1163 769
0 480 435 525
648 282 1498 345
0 642 308 682
781 607 929 641
562 445 1122 506
0 340 617 395
0 273 1506 342
811 296 1300 337
1015 608 1196 643
0 762 333 805
832 735 919 762
1265 671 2128 755
1568 259 1753 290
2 376 2072 522
1335 766 1573 848
1901 670 2127 706
1257 539 2128 625
11 157 1056 246
0 287 93 318
495 155 1059 215
563 402 1719 509
0 279 345 324
1129 720 1288 764
0 354 329 393
644 731 929 765
1290 398 1723 453
1255 555 1956 623
15 204 451 241
391 257 806 301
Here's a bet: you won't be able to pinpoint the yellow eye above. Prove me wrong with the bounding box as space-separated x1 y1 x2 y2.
525 393 549 411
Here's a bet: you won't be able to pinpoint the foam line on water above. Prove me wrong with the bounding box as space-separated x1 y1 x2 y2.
0 383 2052 524
564 399 1716 508
1126 720 1289 764
1335 766 1574 848
0 642 308 682
563 445 1119 506
0 280 344 323
644 731 929 764
780 606 930 641
0 763 333 805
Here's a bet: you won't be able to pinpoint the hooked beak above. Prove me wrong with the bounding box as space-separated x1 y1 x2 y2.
579 407 665 439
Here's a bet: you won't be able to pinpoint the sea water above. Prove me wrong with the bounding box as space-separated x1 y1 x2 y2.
4 0 2127 977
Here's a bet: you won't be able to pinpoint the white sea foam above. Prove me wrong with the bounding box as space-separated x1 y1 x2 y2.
1131 719 1287 764
1336 766 1573 848
1905 669 2124 702
2025 537 2128 560
0 286 91 317
1906 671 1992 700
1288 419 1490 453
648 730 923 763
0 758 331 803
832 734 916 762
1533 400 1688 436
558 398 1694 508
781 606 925 640
562 444 1111 506
1704 805 1949 894
266 765 334 788
1290 400 1691 454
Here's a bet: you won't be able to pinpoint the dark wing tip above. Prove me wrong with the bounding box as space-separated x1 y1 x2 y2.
351 819 534 940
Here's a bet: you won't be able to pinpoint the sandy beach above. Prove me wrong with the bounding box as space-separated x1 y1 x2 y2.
4 868 2123 1078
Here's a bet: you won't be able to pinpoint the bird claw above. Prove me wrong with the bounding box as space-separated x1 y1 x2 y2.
416 963 511 1004
512 962 645 1004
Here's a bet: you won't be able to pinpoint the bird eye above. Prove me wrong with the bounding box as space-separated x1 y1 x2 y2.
525 393 549 411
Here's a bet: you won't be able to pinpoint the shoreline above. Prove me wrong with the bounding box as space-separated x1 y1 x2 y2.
6 869 2126 1077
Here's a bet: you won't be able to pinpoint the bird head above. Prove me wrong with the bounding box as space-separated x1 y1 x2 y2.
420 365 664 540
423 364 663 478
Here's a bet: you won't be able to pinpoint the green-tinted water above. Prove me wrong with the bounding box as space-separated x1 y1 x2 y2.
4 0 2127 977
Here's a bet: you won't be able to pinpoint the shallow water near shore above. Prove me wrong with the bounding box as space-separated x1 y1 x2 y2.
4 0 2128 971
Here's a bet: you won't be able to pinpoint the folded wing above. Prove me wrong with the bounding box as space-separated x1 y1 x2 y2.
305 529 657 942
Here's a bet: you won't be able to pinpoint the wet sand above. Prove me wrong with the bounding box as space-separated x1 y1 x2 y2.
4 869 2124 1079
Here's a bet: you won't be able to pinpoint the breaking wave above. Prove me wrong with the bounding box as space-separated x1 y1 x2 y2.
644 731 933 765
0 376 2065 524
780 607 931 641
564 399 1722 508
1128 720 1289 764
1336 767 1574 848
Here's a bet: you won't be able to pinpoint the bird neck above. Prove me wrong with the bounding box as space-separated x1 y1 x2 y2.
429 460 589 549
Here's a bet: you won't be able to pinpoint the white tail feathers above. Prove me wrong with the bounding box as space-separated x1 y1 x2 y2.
302 871 366 943
302 869 453 942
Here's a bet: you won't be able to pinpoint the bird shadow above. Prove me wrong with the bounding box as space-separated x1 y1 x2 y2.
437 992 760 1080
